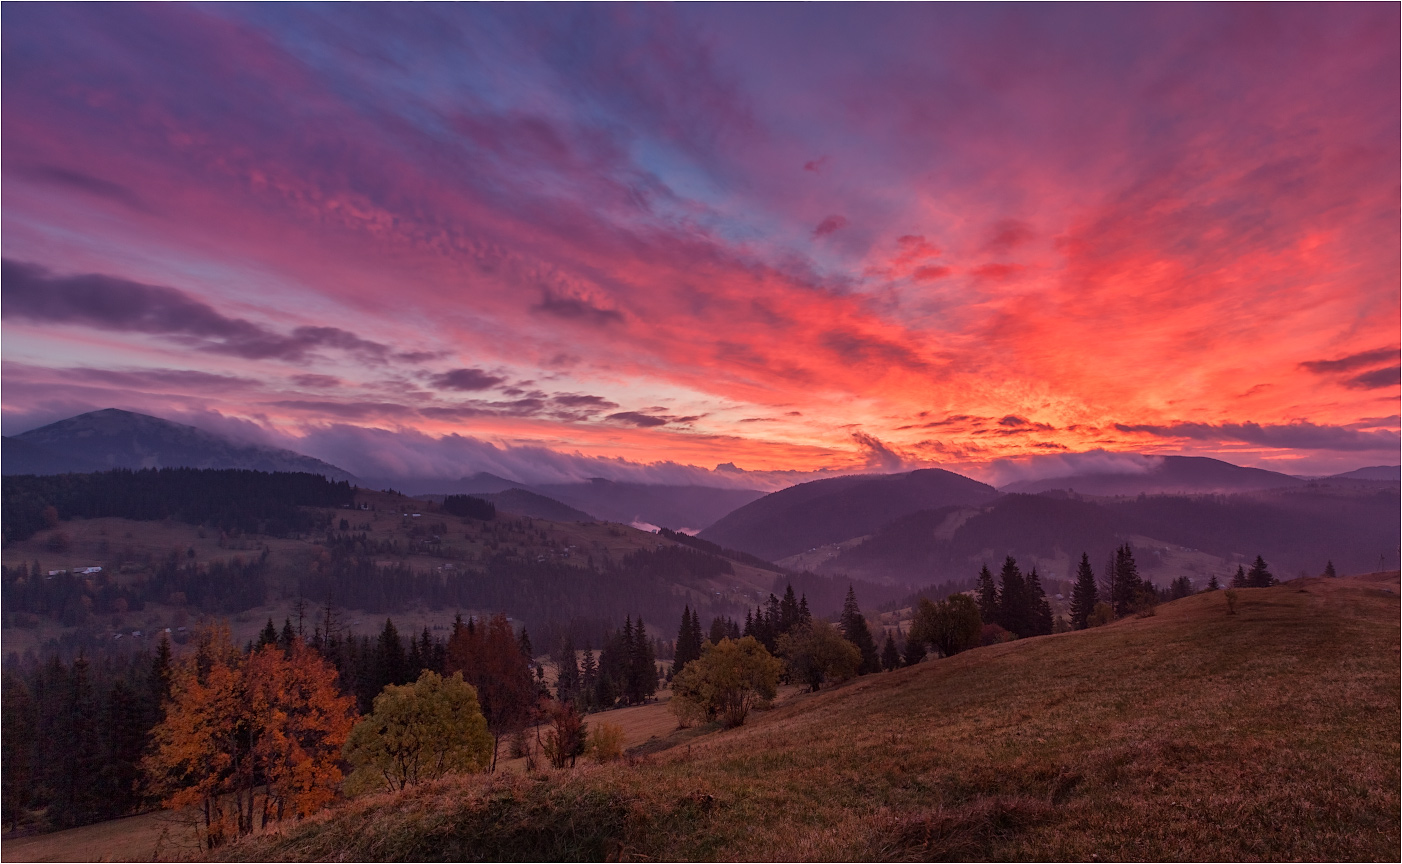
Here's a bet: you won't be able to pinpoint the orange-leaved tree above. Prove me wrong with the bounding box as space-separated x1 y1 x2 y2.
144 624 356 848
446 613 534 771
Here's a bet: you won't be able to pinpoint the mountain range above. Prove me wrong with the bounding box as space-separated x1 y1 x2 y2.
3 409 357 482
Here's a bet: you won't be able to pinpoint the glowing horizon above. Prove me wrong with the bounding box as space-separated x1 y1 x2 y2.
3 5 1398 484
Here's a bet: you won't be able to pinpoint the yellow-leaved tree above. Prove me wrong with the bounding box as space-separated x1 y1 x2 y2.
670 636 782 728
144 624 356 849
342 670 493 795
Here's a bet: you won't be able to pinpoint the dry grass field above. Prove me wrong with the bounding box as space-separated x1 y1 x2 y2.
7 573 1396 862
217 572 1399 862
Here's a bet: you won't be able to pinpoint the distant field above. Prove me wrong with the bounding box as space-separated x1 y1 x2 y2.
224 573 1399 861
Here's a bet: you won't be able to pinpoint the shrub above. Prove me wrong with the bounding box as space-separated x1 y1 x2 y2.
980 623 1015 645
1087 603 1115 628
1224 589 1239 615
588 721 625 764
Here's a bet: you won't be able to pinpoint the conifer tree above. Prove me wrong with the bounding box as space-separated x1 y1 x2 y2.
839 586 882 675
976 564 999 626
902 633 927 666
258 618 279 648
578 644 598 709
1323 560 1337 578
673 606 703 675
780 584 801 633
1206 573 1220 591
278 618 296 651
1246 555 1275 588
627 619 657 704
555 637 580 703
880 633 901 671
1231 564 1249 588
1027 568 1054 636
997 557 1027 636
798 595 812 625
1070 553 1099 630
1110 544 1142 617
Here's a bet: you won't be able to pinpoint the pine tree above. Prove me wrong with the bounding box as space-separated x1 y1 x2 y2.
1206 573 1221 591
1231 564 1249 588
1110 544 1142 617
627 619 657 704
554 636 579 703
375 618 406 694
880 633 901 671
797 595 812 625
278 618 296 651
780 584 801 634
1246 555 1275 588
673 606 702 675
902 632 927 666
839 586 882 675
517 627 534 660
997 557 1028 637
1323 560 1337 578
258 618 279 648
578 644 598 710
1070 553 1098 630
976 564 999 626
1027 568 1053 636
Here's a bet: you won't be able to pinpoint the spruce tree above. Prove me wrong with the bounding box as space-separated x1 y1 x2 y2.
673 606 703 675
627 619 657 703
1323 560 1337 578
556 636 580 703
1110 544 1142 617
839 586 882 675
1246 555 1275 588
880 633 901 671
902 632 927 666
779 584 801 634
1070 553 1098 630
1231 564 1249 588
976 564 999 627
1027 567 1053 636
1206 573 1220 591
997 557 1027 637
258 618 279 648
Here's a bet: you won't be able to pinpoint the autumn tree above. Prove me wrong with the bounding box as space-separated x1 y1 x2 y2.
446 613 534 771
343 670 491 795
775 621 861 692
671 637 782 727
539 699 588 769
145 625 355 848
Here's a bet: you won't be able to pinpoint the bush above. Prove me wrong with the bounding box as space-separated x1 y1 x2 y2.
1224 589 1239 615
1087 603 1115 628
911 594 983 658
980 623 1015 645
588 721 625 764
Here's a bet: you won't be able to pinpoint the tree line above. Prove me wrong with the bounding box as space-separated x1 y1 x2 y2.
2 468 354 543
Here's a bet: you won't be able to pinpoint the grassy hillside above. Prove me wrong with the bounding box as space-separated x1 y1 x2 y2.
225 573 1398 862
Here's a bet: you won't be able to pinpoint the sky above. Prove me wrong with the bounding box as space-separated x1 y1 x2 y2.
2 4 1398 486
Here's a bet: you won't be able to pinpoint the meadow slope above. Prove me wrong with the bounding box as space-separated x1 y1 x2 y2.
225 573 1399 862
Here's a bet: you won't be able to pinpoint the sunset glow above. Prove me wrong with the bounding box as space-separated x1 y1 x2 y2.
3 4 1398 483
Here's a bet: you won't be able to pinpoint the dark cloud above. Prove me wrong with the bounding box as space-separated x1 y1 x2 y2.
553 393 620 409
821 330 926 370
803 156 829 173
998 415 1054 431
852 430 905 471
394 350 445 363
291 374 342 388
970 263 1026 281
266 400 417 419
17 164 149 212
1342 365 1400 390
606 411 669 428
984 219 1034 251
534 287 624 325
430 368 506 391
1299 347 1398 374
910 265 952 282
813 214 849 237
2 259 393 363
1114 420 1400 452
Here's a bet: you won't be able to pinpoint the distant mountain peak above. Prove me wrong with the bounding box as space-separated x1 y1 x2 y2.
6 408 356 481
